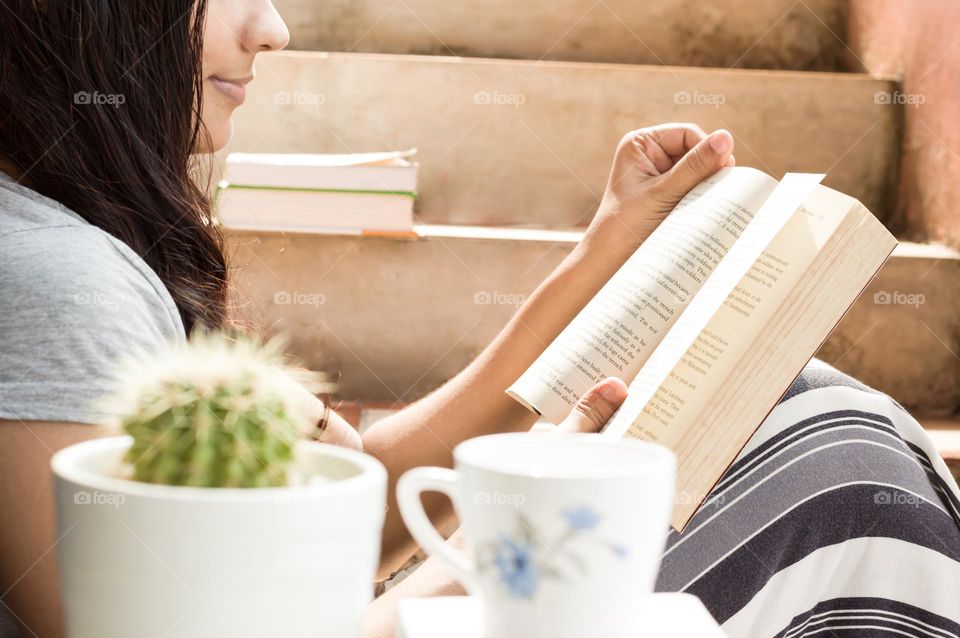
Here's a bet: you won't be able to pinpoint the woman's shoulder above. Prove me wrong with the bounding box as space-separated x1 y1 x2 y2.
0 176 186 423
0 177 185 339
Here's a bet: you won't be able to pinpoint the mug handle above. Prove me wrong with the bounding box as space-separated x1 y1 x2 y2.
397 467 477 592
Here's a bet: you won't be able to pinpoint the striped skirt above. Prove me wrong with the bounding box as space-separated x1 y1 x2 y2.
657 359 960 636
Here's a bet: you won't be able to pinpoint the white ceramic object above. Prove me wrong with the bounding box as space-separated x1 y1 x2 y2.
397 432 676 638
395 594 727 638
52 436 387 638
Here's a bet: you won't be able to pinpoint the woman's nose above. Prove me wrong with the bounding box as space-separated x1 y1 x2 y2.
247 0 290 52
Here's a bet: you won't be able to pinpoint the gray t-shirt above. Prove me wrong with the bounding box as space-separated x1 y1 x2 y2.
0 171 186 423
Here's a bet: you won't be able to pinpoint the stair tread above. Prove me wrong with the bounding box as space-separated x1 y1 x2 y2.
919 420 960 460
256 50 899 80
230 225 954 254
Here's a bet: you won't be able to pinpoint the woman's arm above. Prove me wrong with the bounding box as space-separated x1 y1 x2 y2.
363 124 736 574
0 420 103 638
362 543 467 638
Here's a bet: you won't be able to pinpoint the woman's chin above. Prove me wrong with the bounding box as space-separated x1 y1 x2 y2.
195 117 234 154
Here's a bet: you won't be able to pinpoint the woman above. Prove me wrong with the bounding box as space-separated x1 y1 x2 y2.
1 2 957 638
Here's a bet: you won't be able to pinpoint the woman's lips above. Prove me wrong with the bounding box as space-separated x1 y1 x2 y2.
209 76 249 104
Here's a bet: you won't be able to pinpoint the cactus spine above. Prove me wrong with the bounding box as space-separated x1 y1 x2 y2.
101 332 327 488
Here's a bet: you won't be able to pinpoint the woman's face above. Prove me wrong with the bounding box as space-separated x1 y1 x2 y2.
199 0 289 152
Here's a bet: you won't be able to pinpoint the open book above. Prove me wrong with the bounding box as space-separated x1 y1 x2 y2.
507 167 897 530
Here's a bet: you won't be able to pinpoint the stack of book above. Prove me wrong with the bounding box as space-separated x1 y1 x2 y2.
216 149 418 236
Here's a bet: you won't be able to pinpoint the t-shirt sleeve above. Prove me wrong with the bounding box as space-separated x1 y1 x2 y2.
0 225 185 424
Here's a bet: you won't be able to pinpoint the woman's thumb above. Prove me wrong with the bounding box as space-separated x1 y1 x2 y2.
660 129 734 202
557 377 629 434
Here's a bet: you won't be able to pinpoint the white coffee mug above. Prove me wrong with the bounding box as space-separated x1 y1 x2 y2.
397 432 676 638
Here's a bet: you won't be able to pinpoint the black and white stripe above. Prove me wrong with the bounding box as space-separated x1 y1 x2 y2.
656 359 960 637
773 598 960 638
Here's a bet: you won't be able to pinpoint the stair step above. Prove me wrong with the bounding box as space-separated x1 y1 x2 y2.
226 52 899 230
275 0 846 71
226 228 960 416
923 419 960 456
920 419 960 483
817 242 960 416
333 403 960 481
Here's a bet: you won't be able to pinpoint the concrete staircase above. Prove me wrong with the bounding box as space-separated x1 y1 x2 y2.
226 52 898 228
222 0 960 451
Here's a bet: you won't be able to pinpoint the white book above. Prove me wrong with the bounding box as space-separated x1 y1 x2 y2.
216 186 414 234
217 150 418 234
223 149 418 193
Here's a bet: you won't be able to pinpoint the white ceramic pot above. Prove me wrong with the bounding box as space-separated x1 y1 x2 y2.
52 436 386 638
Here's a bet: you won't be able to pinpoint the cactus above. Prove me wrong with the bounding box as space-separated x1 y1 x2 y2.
100 331 330 488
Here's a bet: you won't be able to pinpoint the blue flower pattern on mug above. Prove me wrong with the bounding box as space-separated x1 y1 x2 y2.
479 505 628 600
493 536 539 598
561 505 601 531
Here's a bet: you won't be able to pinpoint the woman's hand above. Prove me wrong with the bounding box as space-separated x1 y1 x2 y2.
581 123 736 267
533 377 630 434
318 407 364 450
281 371 363 450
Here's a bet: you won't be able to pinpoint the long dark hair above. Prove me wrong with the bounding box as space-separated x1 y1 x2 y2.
0 0 227 333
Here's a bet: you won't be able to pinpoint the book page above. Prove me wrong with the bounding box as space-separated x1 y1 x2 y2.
226 149 417 168
507 167 778 424
610 183 844 447
615 186 893 530
602 173 826 440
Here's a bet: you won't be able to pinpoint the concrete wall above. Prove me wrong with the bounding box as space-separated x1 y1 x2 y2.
846 0 960 245
275 0 846 70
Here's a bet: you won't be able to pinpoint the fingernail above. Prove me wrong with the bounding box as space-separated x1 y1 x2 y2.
599 381 625 402
708 130 733 154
